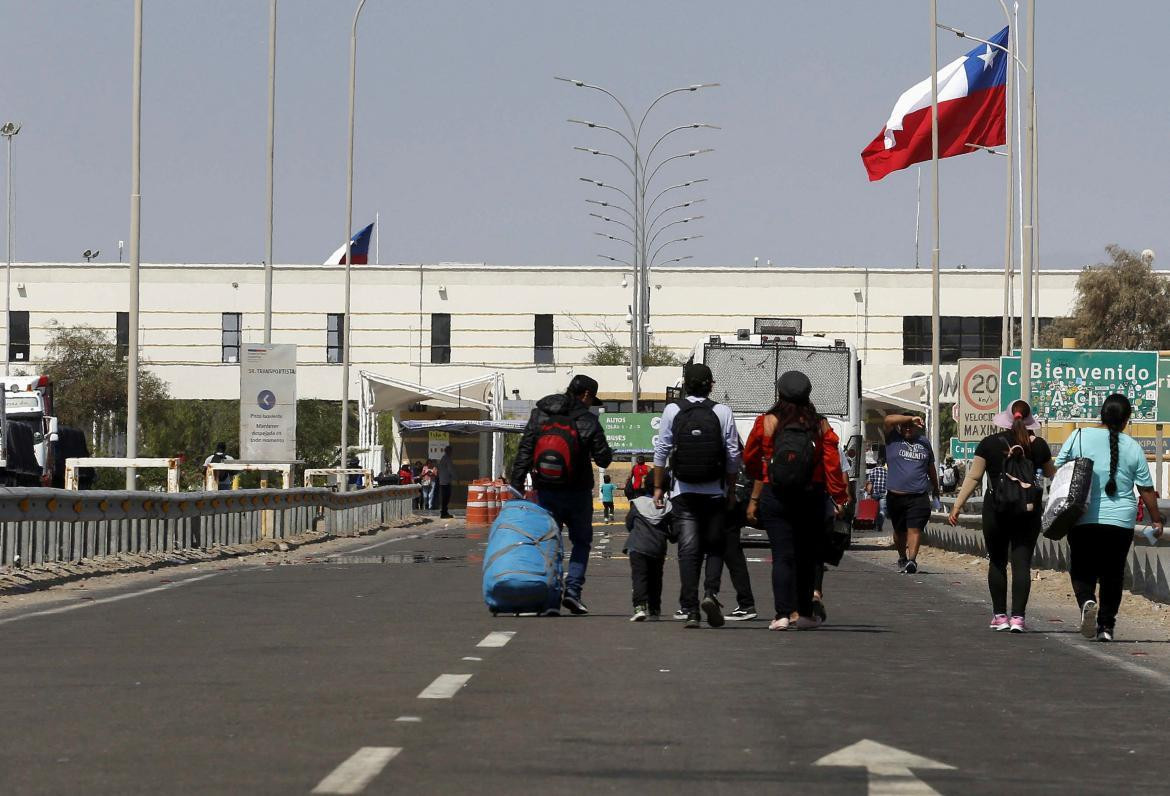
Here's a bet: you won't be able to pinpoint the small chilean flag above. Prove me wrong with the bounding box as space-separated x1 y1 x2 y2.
324 222 374 265
862 27 1008 182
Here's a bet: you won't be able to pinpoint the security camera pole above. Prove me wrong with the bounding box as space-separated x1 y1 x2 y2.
126 0 143 489
1 121 20 377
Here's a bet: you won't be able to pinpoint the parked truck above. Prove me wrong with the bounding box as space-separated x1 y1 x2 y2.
0 375 93 488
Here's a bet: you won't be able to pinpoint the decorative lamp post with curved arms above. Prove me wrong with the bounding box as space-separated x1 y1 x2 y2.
558 77 718 409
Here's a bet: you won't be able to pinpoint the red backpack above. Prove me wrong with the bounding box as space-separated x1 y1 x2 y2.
533 415 580 485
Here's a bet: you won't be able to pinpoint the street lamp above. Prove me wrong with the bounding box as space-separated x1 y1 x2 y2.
339 0 367 491
1 122 21 378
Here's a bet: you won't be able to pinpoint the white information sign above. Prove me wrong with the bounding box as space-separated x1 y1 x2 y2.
240 344 298 462
956 358 999 441
427 431 450 460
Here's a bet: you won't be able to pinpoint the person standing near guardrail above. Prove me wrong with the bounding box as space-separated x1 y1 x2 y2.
947 400 1056 633
1053 394 1164 642
510 374 613 615
882 414 940 575
438 447 455 519
203 442 233 490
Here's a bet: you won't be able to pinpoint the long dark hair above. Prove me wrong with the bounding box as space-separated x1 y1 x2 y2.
767 397 819 430
1100 393 1132 497
1007 399 1034 455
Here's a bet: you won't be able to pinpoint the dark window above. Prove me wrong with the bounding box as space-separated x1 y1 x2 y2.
430 313 451 364
534 314 554 364
8 311 28 363
221 312 242 363
116 312 129 362
903 316 1003 364
327 313 344 364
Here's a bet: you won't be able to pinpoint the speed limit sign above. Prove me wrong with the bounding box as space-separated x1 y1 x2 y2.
956 359 999 440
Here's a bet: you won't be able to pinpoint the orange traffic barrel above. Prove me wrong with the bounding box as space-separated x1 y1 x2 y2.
466 483 490 526
486 483 500 522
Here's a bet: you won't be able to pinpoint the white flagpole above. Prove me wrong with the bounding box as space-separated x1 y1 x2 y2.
375 210 380 266
914 166 921 269
929 0 941 465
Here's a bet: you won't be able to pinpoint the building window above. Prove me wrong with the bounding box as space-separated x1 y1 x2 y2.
7 311 28 363
116 312 129 362
221 312 242 363
430 313 451 364
327 313 344 364
534 314 554 364
902 316 1003 364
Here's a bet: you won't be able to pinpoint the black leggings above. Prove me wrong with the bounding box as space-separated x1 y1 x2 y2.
759 486 823 619
1068 523 1134 631
982 506 1041 616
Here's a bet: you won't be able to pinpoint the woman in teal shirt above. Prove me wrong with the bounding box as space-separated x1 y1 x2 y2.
1055 394 1163 642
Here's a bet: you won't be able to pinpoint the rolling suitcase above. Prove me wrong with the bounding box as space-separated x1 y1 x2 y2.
482 499 564 616
853 498 880 531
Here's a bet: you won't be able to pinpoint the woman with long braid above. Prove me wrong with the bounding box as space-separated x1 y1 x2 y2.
1054 394 1164 641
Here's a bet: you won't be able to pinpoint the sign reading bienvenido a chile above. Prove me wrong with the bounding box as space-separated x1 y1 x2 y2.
1000 349 1159 422
240 344 298 462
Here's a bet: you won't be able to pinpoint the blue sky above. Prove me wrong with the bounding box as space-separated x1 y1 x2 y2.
1 1 1165 269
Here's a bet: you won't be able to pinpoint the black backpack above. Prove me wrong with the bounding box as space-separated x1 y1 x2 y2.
991 437 1040 515
669 399 726 483
768 422 818 494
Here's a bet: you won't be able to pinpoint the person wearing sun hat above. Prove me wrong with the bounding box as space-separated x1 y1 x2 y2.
948 399 1056 633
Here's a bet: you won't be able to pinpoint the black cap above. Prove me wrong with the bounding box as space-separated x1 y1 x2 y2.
776 370 812 405
684 362 713 385
567 374 600 406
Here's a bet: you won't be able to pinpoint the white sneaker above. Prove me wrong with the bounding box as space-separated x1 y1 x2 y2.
630 604 649 622
768 617 790 631
672 608 689 620
1080 600 1098 639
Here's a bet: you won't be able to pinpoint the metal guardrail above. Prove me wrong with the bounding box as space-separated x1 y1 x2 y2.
0 484 420 569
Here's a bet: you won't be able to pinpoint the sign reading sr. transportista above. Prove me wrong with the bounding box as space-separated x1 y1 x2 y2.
955 358 999 440
240 344 298 462
1000 349 1158 422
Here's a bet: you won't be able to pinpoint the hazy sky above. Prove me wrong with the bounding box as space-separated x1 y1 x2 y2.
1 1 1166 269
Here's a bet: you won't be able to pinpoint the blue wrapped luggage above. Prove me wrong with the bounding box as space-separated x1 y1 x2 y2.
482 499 563 615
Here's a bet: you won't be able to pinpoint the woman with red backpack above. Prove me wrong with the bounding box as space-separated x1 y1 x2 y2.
744 371 849 631
947 399 1056 633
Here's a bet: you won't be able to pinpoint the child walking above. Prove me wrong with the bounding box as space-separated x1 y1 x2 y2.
624 486 673 622
600 474 616 521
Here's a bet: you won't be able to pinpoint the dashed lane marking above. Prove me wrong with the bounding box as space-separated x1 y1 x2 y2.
0 573 221 626
462 656 483 661
418 673 473 699
476 631 515 648
311 746 401 794
394 716 422 723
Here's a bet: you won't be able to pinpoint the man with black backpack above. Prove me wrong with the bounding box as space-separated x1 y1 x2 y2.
510 374 613 615
653 363 742 629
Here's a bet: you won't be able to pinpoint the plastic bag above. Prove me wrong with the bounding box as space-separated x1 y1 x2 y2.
1041 456 1093 540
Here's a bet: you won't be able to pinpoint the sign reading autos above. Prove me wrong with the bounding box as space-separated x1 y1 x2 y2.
240 344 297 462
1000 349 1158 422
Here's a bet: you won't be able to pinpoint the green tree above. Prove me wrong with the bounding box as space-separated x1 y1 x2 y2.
1040 245 1170 350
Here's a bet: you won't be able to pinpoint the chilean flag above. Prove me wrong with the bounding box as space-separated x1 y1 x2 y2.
862 27 1008 182
324 222 374 265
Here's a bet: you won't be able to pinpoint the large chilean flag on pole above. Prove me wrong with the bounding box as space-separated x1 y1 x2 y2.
862 27 1008 181
324 222 374 265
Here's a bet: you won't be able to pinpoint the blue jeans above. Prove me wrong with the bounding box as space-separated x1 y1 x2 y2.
536 489 594 598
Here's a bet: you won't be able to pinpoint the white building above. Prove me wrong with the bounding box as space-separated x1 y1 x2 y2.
5 261 1077 406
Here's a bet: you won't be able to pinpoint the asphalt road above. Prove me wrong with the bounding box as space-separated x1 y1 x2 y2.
1 517 1169 795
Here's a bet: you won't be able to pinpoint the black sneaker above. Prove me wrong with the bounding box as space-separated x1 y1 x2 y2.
673 608 689 620
727 606 758 621
903 559 918 575
684 612 702 629
896 557 908 571
1096 626 1114 642
562 594 589 615
811 598 828 622
701 594 726 628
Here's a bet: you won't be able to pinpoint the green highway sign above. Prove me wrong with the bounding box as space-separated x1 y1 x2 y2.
600 412 661 452
1000 350 1159 422
949 438 979 460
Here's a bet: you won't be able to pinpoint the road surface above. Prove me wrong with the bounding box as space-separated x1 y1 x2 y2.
0 518 1167 794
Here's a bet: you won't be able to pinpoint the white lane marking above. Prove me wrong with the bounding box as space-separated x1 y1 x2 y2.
394 716 421 723
815 739 953 795
1052 631 1170 688
418 673 472 699
476 631 515 648
312 747 401 794
462 656 482 662
0 573 221 627
326 527 441 558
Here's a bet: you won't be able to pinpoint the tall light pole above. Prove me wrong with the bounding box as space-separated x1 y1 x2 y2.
1 122 21 378
263 0 277 343
339 0 367 491
126 0 143 490
1020 0 1035 399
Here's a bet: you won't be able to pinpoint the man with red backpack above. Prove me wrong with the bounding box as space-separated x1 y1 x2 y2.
510 374 613 615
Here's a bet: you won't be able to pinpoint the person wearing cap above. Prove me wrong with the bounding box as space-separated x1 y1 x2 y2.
948 399 1056 633
882 412 941 575
511 374 613 615
653 363 742 629
743 370 849 630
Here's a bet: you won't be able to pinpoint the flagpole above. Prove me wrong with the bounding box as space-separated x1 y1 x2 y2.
340 0 367 492
929 0 941 463
998 2 1013 357
1020 0 1035 399
375 210 380 266
914 166 921 269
